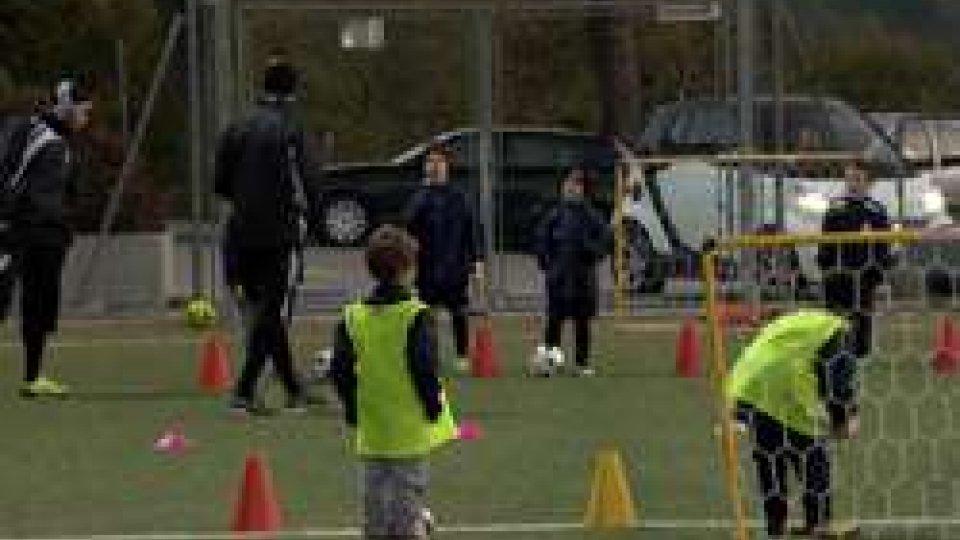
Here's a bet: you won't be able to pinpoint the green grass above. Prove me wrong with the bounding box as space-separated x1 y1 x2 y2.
0 315 956 539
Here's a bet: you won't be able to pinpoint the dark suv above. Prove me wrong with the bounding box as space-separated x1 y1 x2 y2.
314 127 616 249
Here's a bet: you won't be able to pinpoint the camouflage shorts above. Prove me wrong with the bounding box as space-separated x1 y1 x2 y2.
362 457 430 539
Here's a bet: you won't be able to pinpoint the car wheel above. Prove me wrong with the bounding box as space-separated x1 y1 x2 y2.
322 194 369 247
617 222 666 295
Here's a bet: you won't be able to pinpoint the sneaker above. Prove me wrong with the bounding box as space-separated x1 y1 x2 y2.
228 397 272 416
282 397 309 415
790 522 860 539
19 377 70 398
420 506 435 538
573 366 596 377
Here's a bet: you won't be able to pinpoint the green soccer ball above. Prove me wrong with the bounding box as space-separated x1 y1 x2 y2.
184 297 216 329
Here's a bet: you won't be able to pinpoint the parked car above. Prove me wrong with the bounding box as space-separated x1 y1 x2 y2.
313 127 617 249
870 113 960 204
616 96 952 294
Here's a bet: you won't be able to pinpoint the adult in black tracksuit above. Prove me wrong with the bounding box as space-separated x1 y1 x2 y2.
533 165 612 375
215 61 320 412
816 161 893 359
0 79 91 398
404 143 481 368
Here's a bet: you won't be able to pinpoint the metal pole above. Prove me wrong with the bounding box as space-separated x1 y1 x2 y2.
736 0 756 288
772 1 785 230
116 39 130 147
469 9 496 310
188 0 204 298
208 0 238 304
71 15 185 306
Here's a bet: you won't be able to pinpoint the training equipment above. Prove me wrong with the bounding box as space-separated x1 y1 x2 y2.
932 316 960 375
527 345 565 377
469 317 501 378
184 296 217 329
232 452 284 533
456 419 483 441
704 227 960 540
584 447 638 528
675 318 701 378
153 421 190 455
198 332 232 393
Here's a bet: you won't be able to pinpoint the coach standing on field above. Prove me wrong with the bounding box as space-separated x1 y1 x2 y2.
0 78 91 398
404 143 482 372
215 59 321 414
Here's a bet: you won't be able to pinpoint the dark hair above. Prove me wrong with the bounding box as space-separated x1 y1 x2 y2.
567 162 598 193
366 225 419 283
425 141 452 161
263 60 297 96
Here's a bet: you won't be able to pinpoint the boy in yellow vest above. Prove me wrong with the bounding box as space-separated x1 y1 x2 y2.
727 310 860 539
330 225 457 539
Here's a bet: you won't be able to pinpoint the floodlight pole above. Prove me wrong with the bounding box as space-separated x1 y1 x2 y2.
468 9 497 310
187 0 204 299
736 0 756 293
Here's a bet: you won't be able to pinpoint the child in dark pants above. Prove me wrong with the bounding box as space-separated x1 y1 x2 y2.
727 310 860 539
816 161 893 359
330 225 457 539
533 164 612 376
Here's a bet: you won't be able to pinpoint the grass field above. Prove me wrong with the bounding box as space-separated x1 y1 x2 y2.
0 313 956 540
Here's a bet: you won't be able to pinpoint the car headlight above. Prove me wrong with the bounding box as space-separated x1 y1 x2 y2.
921 190 946 215
796 192 830 214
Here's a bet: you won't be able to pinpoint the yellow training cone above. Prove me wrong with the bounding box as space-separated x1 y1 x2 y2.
584 447 638 528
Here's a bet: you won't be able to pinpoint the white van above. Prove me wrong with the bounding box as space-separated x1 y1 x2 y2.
618 97 952 294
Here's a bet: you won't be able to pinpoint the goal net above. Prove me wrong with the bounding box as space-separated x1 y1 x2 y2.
704 229 960 540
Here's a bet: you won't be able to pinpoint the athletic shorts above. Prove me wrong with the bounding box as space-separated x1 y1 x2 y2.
362 457 430 539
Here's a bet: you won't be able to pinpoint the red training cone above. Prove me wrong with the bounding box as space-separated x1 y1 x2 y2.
676 318 701 378
470 317 502 378
199 332 232 393
232 452 284 533
933 316 960 375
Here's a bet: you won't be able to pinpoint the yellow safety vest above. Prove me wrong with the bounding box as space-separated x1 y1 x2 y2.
345 298 457 457
726 310 846 436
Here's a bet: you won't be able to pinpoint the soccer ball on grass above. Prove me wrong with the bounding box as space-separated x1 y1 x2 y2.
527 345 565 377
184 296 217 330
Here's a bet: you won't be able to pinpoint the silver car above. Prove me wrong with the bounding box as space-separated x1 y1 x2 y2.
617 96 951 293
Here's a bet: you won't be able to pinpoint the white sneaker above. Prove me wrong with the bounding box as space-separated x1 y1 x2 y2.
573 366 596 377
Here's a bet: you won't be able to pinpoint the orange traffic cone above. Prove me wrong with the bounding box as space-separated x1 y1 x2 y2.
199 332 232 393
232 452 284 533
676 318 701 378
933 316 960 375
470 317 502 378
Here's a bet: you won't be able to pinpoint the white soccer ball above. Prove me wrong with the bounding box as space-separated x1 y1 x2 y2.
528 345 565 377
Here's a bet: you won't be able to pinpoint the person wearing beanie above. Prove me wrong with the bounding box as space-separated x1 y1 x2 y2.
533 163 612 376
215 60 323 414
0 77 92 397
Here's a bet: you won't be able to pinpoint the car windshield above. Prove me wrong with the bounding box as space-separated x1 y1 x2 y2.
639 98 907 176
390 131 466 165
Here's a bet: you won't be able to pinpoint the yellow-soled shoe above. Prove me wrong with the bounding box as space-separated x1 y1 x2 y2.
20 377 70 398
